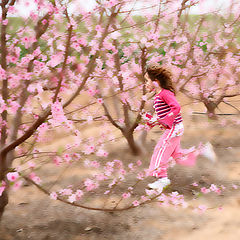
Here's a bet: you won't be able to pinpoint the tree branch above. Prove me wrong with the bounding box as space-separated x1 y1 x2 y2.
22 175 166 212
222 101 240 114
52 9 73 103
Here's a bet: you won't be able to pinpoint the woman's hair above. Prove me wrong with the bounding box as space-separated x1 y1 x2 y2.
146 64 176 95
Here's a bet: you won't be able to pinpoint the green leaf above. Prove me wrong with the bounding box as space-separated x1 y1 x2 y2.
157 48 166 56
57 146 64 156
19 45 28 59
170 41 177 48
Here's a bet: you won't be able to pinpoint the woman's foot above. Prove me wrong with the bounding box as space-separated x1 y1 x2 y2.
148 177 171 192
200 142 217 162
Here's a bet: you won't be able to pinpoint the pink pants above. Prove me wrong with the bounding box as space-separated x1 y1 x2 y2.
148 125 199 178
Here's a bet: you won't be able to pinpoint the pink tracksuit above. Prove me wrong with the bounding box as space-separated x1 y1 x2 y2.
147 89 200 178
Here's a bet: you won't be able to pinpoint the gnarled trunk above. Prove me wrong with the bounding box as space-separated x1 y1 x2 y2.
122 130 141 156
204 101 218 120
0 191 8 222
0 151 14 222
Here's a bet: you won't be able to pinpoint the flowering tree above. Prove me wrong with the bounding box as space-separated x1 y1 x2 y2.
0 0 132 220
0 0 239 224
139 0 240 119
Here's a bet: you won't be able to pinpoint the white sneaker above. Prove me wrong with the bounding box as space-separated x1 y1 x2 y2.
148 177 171 192
201 142 217 162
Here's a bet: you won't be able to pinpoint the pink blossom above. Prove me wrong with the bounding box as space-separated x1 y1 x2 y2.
209 184 218 192
97 98 103 104
215 188 222 195
53 156 62 166
50 100 68 126
198 205 208 213
137 172 144 180
68 194 77 203
105 0 119 7
122 192 131 199
95 173 107 181
77 37 87 46
13 180 23 191
108 179 117 188
63 153 72 163
192 182 198 187
106 161 114 167
8 6 16 14
95 25 103 32
84 159 91 167
119 168 126 175
90 161 100 168
29 172 41 184
0 181 6 197
96 149 108 157
50 192 58 200
2 19 8 25
42 19 48 25
59 188 73 196
87 88 98 96
232 184 238 190
220 185 226 190
128 163 134 170
7 172 19 182
118 118 124 124
141 195 148 202
9 101 20 114
0 66 6 81
48 52 63 67
201 187 210 194
132 200 140 206
141 95 147 101
84 178 98 191
104 190 110 194
145 189 156 196
113 159 123 168
28 161 36 168
83 145 95 155
136 160 142 166
75 190 83 200
0 186 5 196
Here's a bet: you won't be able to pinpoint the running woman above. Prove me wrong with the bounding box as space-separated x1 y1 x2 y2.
143 64 216 192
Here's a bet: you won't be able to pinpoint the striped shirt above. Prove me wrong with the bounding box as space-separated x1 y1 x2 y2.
153 89 183 128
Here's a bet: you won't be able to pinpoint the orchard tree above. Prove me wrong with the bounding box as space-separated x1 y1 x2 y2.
0 0 189 222
0 0 131 220
139 0 240 118
0 0 237 224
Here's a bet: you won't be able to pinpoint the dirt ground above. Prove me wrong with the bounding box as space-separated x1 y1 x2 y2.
0 113 240 240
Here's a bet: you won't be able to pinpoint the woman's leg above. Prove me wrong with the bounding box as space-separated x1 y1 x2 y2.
148 127 177 178
171 136 200 166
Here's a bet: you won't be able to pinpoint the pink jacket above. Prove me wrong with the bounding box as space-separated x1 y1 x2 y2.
146 89 182 129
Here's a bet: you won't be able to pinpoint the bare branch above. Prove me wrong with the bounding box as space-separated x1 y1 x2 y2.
222 101 240 114
52 9 73 103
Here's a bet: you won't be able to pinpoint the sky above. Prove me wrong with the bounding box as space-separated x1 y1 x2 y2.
9 0 234 17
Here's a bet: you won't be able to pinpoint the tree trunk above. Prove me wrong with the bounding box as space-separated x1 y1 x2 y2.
137 130 148 155
0 152 12 222
123 130 141 156
0 191 8 222
204 101 218 120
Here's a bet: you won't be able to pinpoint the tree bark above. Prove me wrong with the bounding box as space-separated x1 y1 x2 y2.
0 190 8 222
122 130 141 156
0 151 8 222
204 101 218 120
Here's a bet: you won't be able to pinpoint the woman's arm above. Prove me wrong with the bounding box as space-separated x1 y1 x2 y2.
143 113 165 129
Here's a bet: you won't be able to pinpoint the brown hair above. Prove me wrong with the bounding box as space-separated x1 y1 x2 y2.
146 64 176 95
